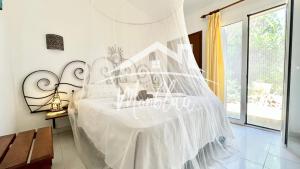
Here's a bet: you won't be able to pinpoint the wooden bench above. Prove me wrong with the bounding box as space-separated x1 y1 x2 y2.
0 127 53 169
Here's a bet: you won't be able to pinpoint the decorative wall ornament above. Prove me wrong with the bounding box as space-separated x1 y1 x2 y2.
46 34 64 50
106 45 155 86
108 45 124 64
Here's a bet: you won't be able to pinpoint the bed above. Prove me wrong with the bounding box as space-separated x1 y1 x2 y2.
59 47 235 169
69 91 233 169
21 56 234 169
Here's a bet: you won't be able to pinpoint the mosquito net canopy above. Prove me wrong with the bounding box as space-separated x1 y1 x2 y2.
68 0 234 169
91 0 180 24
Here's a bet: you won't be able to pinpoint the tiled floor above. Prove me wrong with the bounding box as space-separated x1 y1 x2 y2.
52 124 300 169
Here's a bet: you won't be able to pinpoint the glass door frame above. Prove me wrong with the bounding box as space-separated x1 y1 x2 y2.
284 0 294 146
245 4 287 131
226 4 288 130
224 19 248 125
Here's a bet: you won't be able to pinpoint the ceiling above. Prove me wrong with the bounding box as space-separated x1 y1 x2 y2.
184 0 228 14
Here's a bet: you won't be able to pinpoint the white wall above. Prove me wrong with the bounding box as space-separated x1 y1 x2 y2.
184 0 286 70
4 0 91 131
3 0 182 132
288 0 300 135
0 6 17 135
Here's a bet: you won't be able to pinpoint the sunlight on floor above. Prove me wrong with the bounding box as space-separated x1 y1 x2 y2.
227 103 282 130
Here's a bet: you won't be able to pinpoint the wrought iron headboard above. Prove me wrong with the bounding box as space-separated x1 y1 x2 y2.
22 60 87 113
22 53 155 114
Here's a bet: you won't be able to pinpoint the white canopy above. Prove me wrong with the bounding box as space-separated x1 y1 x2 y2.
68 1 234 169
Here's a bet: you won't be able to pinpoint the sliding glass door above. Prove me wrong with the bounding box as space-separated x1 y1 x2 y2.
222 22 243 121
222 6 287 129
247 7 286 130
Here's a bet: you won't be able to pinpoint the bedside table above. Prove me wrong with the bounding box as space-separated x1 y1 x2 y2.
45 109 68 128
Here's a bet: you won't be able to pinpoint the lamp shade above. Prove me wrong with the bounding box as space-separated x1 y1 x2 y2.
51 91 63 111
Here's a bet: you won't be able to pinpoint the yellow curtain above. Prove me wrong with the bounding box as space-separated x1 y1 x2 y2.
205 12 225 101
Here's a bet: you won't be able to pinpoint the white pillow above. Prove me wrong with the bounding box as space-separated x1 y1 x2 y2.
87 84 120 99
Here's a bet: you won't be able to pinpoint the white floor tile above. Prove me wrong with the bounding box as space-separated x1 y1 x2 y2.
234 129 270 164
238 144 270 165
245 127 280 146
60 132 86 169
268 144 300 163
264 154 300 169
52 160 65 169
224 157 263 169
53 134 64 169
53 131 86 169
288 136 300 157
229 124 286 165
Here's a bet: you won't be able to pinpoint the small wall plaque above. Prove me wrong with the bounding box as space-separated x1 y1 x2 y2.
46 34 64 51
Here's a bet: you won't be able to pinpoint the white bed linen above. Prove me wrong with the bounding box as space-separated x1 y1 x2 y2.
113 98 169 109
75 96 233 169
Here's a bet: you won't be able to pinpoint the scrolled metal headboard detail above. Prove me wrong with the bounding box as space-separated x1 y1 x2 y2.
22 45 159 113
22 60 87 113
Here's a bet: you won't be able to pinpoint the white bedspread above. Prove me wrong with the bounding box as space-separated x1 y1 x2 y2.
76 96 232 169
